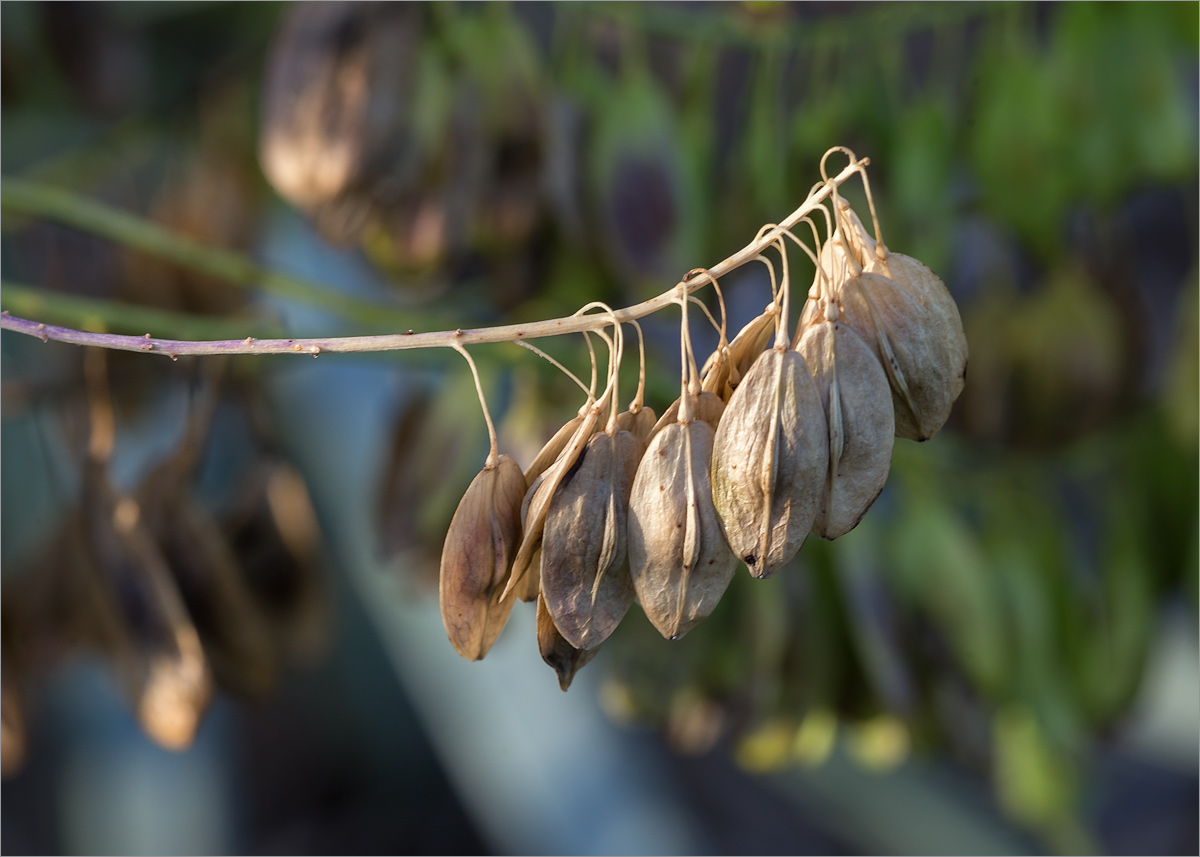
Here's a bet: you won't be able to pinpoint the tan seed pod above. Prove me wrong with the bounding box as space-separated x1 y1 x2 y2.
439 454 526 661
513 547 542 602
701 305 779 401
536 592 600 691
650 391 726 436
838 271 965 441
523 413 586 487
628 419 737 639
540 429 642 650
797 320 894 539
505 408 602 600
863 251 968 439
507 413 589 604
616 405 659 447
711 347 829 578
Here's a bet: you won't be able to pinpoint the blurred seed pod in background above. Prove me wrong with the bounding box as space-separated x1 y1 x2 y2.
586 67 699 286
136 451 279 700
79 459 214 751
377 374 491 584
224 461 330 666
259 2 427 245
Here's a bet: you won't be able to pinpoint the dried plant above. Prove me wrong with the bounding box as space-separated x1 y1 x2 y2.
1 147 968 690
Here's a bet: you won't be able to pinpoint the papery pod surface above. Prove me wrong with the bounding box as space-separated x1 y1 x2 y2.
629 419 737 639
711 348 829 578
865 251 968 435
651 391 725 436
701 306 779 401
839 272 964 441
797 320 894 540
524 413 586 487
506 408 601 599
616 406 658 447
536 593 600 691
541 430 642 649
439 454 526 661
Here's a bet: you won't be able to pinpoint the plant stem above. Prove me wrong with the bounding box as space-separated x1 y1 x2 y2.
1 160 863 358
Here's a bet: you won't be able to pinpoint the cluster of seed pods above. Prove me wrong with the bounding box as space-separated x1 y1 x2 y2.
439 150 968 689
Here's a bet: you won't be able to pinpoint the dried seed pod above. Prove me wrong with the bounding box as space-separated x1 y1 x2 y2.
629 418 737 639
616 406 658 447
136 458 279 699
797 320 894 539
650 391 726 436
524 413 587 486
839 271 965 441
863 251 968 439
540 430 642 649
505 408 602 599
0 683 24 779
701 306 779 401
513 547 542 603
711 347 829 578
536 593 600 691
259 3 425 240
439 454 526 661
81 464 214 750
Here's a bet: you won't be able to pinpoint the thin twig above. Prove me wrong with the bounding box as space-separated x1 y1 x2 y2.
0 160 864 358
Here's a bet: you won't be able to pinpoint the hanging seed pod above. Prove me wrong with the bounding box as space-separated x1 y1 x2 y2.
240 462 329 664
513 548 543 603
507 412 589 604
524 413 587 486
838 271 964 441
537 593 600 691
81 462 214 750
616 405 658 447
711 347 829 578
863 251 968 439
540 429 642 650
701 306 779 402
797 319 894 540
813 197 967 441
650 392 726 436
439 454 526 661
505 407 602 600
137 462 279 699
629 415 737 640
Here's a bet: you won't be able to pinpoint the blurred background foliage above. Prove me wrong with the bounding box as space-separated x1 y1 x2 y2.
1 2 1197 855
